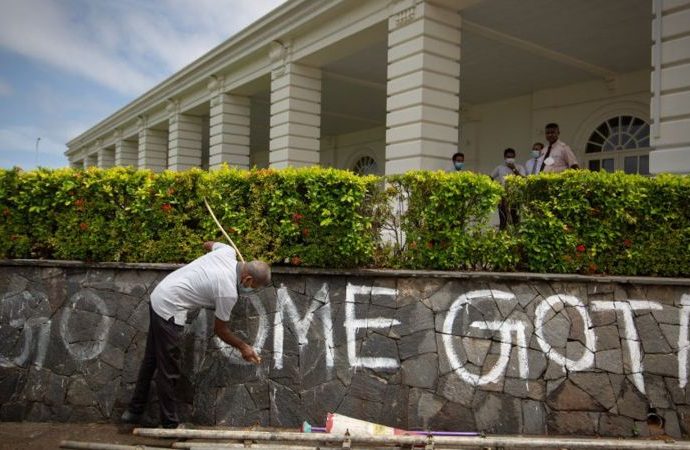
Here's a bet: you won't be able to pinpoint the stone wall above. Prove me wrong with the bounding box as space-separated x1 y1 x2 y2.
1 261 689 437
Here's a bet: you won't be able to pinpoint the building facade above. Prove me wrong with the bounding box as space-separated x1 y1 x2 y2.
65 0 690 176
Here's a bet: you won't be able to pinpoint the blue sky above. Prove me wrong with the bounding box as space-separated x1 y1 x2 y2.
0 0 286 170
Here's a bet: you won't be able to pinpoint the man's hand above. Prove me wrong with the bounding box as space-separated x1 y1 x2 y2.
240 344 262 365
214 318 262 365
203 241 215 252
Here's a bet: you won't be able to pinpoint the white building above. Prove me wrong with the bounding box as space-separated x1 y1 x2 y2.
66 0 690 176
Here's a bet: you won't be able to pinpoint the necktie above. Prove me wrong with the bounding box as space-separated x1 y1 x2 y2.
539 144 552 173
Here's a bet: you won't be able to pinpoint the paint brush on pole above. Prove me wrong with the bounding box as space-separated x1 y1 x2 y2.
203 196 245 263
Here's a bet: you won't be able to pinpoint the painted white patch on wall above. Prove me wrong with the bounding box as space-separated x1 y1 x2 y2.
442 290 518 386
678 294 690 388
591 300 662 394
214 293 268 365
273 283 334 370
345 283 401 369
534 294 596 372
59 290 113 361
0 289 51 368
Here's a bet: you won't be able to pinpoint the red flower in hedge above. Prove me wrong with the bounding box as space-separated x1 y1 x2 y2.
426 241 434 249
161 203 173 213
623 239 632 248
301 228 310 237
290 256 302 266
576 244 586 253
292 213 304 222
408 242 417 250
10 235 18 241
588 262 598 273
74 198 85 209
79 222 89 231
2 208 9 217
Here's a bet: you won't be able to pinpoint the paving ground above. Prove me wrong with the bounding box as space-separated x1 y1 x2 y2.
0 422 171 449
0 422 686 450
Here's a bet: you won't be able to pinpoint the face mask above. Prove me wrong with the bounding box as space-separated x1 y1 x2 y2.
531 150 541 159
239 284 255 295
454 162 464 170
505 158 515 165
238 276 255 295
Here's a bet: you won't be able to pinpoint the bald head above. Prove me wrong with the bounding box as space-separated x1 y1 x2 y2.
240 260 271 289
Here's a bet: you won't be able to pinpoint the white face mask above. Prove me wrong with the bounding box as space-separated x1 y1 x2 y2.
505 158 515 164
531 150 541 159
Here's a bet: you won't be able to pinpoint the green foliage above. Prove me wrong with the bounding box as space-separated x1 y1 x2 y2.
382 171 520 271
1 166 688 276
0 166 379 268
507 170 690 276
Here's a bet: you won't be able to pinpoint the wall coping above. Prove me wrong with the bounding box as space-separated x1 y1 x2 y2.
2 259 689 286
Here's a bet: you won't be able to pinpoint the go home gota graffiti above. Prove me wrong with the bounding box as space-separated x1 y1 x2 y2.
3 277 690 396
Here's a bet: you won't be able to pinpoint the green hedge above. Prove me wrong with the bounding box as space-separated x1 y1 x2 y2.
381 171 519 271
0 166 379 267
1 166 688 276
506 170 690 276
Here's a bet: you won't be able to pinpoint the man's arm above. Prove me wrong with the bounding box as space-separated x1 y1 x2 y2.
563 145 580 169
213 318 261 364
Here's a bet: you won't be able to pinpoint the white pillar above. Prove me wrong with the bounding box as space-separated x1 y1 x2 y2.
209 94 251 169
84 152 98 168
70 159 84 169
385 1 461 174
168 113 203 171
97 147 115 168
650 0 690 174
138 128 167 172
115 139 138 167
269 58 322 168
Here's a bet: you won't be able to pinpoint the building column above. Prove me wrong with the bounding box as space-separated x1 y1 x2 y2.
97 147 115 168
167 103 203 171
138 128 168 172
84 152 98 168
209 93 251 169
269 46 322 168
385 1 461 174
115 139 138 167
650 0 690 174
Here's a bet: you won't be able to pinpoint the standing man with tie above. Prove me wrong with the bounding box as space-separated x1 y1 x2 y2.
525 142 544 175
539 123 579 173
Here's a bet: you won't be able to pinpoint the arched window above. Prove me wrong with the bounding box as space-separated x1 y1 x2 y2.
352 155 378 175
585 115 650 175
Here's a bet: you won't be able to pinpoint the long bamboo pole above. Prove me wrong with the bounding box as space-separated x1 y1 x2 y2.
60 441 161 450
203 197 245 263
134 428 690 450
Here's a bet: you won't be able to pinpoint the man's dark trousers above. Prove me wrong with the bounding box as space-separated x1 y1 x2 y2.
128 304 183 428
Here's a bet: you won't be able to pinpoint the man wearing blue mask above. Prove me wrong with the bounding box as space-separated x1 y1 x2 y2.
451 152 465 171
121 241 271 429
491 148 526 229
525 142 544 175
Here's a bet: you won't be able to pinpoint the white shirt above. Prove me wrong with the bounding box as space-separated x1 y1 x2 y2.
525 156 543 175
490 162 526 185
151 242 239 326
541 140 578 173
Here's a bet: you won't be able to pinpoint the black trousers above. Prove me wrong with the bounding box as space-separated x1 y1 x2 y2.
498 197 519 230
128 305 183 427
